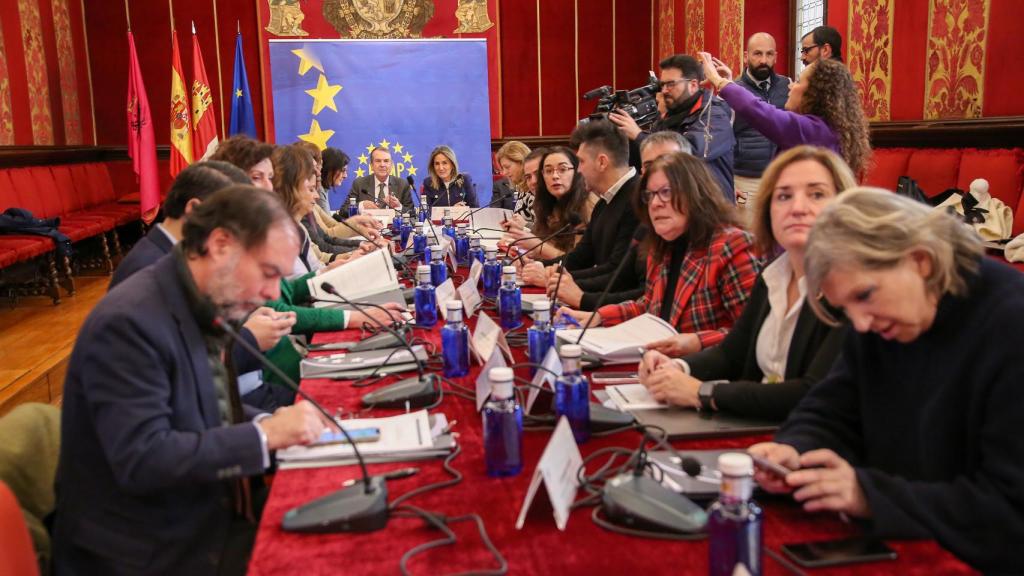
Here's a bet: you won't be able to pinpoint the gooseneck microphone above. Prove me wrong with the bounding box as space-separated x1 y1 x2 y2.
320 282 440 409
575 226 648 345
213 317 389 533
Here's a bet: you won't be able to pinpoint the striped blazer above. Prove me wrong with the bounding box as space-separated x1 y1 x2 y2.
598 226 762 349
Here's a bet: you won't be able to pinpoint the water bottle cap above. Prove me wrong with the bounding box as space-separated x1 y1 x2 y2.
502 265 516 274
489 367 514 382
485 246 497 254
416 265 431 278
532 300 551 311
470 237 481 246
457 223 467 230
445 300 463 311
415 222 423 230
718 453 754 476
431 249 442 260
560 344 582 358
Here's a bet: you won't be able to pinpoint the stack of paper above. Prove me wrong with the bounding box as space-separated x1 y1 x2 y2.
556 313 678 364
300 345 428 379
276 411 456 469
307 250 401 304
605 384 669 411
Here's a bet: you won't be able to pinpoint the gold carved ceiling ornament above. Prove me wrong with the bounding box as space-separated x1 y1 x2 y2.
322 0 435 39
266 0 310 37
454 0 493 34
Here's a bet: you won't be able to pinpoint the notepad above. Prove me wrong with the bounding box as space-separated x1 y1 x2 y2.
605 384 669 411
556 313 678 364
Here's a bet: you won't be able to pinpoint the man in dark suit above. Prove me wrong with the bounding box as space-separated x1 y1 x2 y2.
345 146 414 213
53 186 332 576
544 120 643 310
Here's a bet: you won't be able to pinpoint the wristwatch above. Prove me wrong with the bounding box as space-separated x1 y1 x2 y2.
697 380 727 412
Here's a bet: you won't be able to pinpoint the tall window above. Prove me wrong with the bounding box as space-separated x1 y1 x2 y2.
793 0 827 74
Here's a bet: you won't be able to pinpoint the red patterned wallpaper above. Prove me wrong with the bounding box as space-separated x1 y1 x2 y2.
51 0 81 144
924 0 989 119
718 0 743 78
0 15 14 144
684 0 705 56
659 0 675 61
847 0 894 121
17 0 53 144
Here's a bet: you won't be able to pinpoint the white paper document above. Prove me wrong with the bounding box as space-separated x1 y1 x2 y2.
276 410 439 465
557 313 677 364
307 250 400 303
605 383 669 411
432 206 472 222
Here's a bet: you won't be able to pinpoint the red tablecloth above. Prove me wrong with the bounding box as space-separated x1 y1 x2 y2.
248 296 974 576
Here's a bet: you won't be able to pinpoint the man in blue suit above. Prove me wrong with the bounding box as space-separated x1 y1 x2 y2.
54 186 332 575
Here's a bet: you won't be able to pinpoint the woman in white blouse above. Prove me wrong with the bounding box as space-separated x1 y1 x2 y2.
638 146 857 419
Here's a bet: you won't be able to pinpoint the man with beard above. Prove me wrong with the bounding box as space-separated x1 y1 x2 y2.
54 186 334 576
610 54 736 203
732 33 791 210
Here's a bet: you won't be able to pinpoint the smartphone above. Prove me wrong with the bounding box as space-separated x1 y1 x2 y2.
314 427 381 446
591 371 640 385
750 454 793 478
781 537 897 568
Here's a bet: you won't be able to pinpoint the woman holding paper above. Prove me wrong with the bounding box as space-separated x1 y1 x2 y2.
422 145 479 208
638 147 854 419
560 152 760 349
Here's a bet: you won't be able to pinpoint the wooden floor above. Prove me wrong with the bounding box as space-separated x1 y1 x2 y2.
0 275 109 415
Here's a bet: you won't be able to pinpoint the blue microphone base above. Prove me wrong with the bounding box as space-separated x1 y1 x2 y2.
282 475 389 533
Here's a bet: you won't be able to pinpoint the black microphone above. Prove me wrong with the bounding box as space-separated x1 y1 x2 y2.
575 226 648 345
321 282 440 409
505 213 583 264
550 260 568 311
407 175 422 213
213 317 389 533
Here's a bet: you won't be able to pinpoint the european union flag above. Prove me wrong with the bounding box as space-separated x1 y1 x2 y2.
270 40 492 210
229 33 257 138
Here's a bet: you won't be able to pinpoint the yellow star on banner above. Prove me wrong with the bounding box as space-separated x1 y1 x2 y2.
378 138 391 150
358 153 368 165
402 152 413 163
236 89 243 98
291 48 324 76
407 165 418 177
355 167 366 178
365 143 376 155
392 143 404 154
305 74 342 115
298 119 334 151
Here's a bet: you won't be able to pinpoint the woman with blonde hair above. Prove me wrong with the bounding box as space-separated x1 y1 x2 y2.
698 52 871 178
495 140 533 219
422 145 478 207
750 188 1024 573
639 146 855 419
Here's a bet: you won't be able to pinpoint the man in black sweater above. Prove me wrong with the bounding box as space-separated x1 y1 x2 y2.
543 120 642 311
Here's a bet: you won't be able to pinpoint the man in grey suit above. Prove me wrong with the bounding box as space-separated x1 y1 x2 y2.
53 186 333 576
345 146 415 213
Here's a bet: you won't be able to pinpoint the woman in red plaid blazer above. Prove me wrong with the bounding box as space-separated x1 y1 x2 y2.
563 152 761 352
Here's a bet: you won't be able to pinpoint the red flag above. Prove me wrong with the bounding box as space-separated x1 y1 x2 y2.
126 32 159 224
169 30 193 177
191 25 219 160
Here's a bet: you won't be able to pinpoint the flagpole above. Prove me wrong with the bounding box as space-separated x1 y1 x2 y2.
211 0 227 137
168 0 175 33
124 0 131 31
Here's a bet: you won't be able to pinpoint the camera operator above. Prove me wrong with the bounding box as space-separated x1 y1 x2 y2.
610 54 736 204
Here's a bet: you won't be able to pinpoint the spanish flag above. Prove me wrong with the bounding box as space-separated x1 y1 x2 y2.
191 23 219 161
169 30 193 177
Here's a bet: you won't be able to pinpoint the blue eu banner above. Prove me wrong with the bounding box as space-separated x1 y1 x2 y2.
270 40 492 210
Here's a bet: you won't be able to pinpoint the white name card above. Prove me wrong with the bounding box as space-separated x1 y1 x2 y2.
435 278 457 321
457 279 482 318
515 417 583 531
474 348 508 411
526 346 562 414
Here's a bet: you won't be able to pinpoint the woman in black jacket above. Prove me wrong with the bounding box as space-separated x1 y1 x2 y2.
638 146 856 419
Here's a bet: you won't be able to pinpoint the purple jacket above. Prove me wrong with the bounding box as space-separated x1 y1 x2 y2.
719 82 841 157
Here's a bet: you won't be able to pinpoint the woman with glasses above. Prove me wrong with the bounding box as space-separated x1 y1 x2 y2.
422 145 478 208
638 146 855 419
502 146 595 261
560 152 760 349
697 52 871 178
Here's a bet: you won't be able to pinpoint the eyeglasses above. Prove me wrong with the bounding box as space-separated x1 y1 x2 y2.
799 44 820 55
659 79 688 91
543 165 575 178
640 186 672 204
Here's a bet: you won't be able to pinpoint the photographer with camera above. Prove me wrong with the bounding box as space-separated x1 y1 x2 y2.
610 54 736 204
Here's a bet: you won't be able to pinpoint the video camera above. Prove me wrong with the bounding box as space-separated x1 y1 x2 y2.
582 72 661 129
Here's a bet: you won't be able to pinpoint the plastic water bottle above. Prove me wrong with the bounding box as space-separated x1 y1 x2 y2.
412 223 428 263
399 213 413 249
347 197 358 217
392 211 403 236
455 223 470 266
442 209 456 240
708 453 763 576
498 265 522 330
413 265 438 327
441 301 469 378
430 248 447 287
417 194 429 223
527 300 556 376
554 344 590 443
468 236 485 266
483 367 523 477
482 247 502 298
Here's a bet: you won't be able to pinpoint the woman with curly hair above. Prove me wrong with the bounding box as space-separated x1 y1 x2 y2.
697 52 871 178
